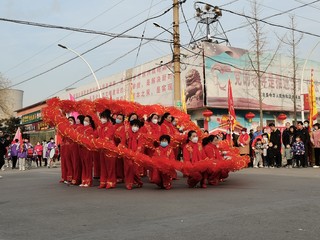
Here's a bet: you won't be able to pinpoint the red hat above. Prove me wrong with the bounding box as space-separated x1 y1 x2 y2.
241 128 247 132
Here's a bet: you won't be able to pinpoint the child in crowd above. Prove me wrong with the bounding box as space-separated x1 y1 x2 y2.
284 142 293 168
261 133 269 168
152 135 176 190
291 135 305 168
252 138 263 168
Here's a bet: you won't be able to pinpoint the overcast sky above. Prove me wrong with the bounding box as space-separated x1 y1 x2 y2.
1 0 320 107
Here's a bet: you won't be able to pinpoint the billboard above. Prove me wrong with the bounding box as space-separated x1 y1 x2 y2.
65 55 175 106
204 42 320 111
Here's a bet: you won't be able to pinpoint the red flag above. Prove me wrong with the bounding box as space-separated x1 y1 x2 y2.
228 79 236 131
12 127 22 144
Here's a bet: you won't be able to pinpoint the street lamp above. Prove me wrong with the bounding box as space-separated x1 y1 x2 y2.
300 41 320 121
58 44 102 98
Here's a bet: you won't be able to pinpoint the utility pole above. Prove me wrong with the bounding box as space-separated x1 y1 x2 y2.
173 0 181 108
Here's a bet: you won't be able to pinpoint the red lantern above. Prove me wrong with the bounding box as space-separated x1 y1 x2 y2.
245 112 255 122
202 109 213 122
277 113 287 121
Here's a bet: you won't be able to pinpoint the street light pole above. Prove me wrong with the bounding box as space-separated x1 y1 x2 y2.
300 41 320 122
58 44 102 98
173 0 181 108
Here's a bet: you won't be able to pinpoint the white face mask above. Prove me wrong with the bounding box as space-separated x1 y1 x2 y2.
191 137 198 143
304 124 308 128
69 121 74 125
83 121 89 126
241 131 246 135
152 119 158 124
100 118 107 124
172 122 177 126
132 126 139 133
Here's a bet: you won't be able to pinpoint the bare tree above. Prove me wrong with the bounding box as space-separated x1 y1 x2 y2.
247 0 281 129
278 15 303 124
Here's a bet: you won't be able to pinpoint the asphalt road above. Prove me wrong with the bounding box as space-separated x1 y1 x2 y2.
1 167 320 240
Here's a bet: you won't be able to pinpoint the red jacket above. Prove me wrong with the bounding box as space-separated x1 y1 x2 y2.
183 142 207 164
154 145 175 160
204 144 222 160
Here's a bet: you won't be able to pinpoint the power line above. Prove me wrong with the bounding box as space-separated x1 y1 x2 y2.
245 0 320 25
294 0 320 11
6 5 174 89
133 0 155 67
180 1 196 44
3 0 128 75
46 29 169 99
0 17 173 44
221 5 320 39
223 0 320 34
8 0 168 82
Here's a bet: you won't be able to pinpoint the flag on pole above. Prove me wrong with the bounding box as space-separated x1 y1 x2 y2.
228 79 236 131
69 94 79 119
12 127 22 144
181 88 187 113
309 69 318 127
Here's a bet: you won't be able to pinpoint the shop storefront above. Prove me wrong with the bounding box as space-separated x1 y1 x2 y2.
16 101 55 145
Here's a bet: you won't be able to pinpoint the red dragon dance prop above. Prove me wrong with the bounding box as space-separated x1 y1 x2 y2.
42 98 249 183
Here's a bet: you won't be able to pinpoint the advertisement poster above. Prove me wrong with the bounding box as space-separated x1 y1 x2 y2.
204 42 320 111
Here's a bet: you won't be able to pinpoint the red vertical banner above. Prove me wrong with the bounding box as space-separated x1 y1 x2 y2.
304 93 310 110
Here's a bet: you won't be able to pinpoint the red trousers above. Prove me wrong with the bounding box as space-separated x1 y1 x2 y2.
70 143 81 185
93 151 100 178
61 144 73 182
151 169 172 189
123 158 142 188
60 145 67 182
99 151 117 188
80 146 93 186
116 157 124 181
187 172 208 188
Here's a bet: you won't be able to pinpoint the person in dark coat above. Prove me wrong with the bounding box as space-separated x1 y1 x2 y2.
269 123 282 168
0 131 10 176
295 121 310 167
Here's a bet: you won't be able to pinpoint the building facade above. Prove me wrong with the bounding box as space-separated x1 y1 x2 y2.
51 42 320 131
16 101 54 144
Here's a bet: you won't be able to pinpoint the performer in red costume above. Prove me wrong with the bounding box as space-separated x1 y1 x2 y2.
237 128 251 167
114 113 125 183
119 119 144 190
159 112 177 136
152 135 176 189
203 135 222 160
159 112 181 162
140 113 162 181
183 130 208 188
60 116 76 183
79 115 96 187
69 115 84 185
96 109 117 189
202 135 225 185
